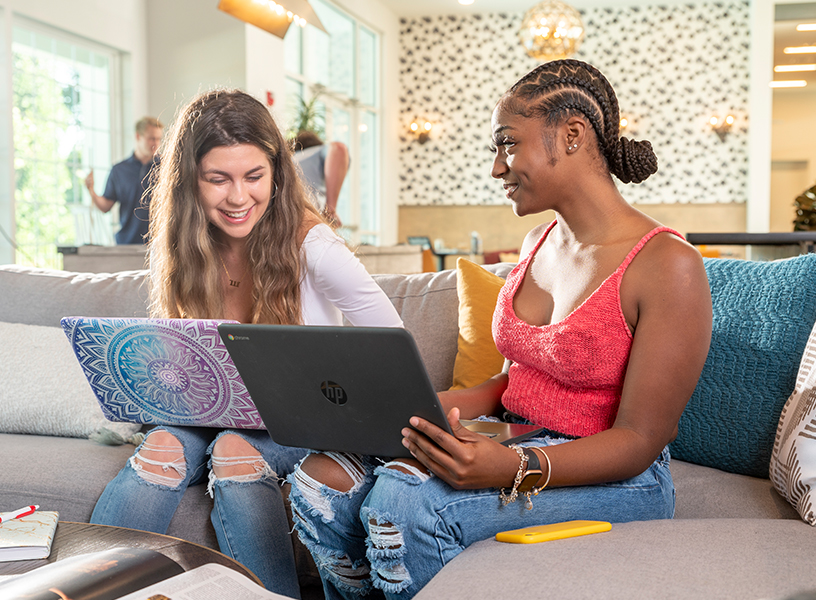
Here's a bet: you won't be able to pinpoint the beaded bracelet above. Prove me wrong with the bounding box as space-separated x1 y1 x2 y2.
499 444 528 506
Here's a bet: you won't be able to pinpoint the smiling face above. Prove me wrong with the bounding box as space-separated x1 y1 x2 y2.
490 103 563 217
197 143 274 243
135 125 163 162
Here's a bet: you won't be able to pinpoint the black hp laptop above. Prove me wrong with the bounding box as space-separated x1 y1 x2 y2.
218 325 543 458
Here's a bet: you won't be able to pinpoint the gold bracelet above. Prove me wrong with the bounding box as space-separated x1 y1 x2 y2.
521 447 552 509
499 444 528 506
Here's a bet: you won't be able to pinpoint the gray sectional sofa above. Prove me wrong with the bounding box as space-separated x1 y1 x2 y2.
1 259 815 599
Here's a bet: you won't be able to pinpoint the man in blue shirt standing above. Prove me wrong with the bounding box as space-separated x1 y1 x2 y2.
85 117 163 244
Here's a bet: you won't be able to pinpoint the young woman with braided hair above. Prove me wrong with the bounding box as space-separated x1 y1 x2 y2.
288 59 712 600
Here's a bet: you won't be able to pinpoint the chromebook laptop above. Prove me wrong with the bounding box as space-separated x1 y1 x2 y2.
218 324 543 458
60 317 264 429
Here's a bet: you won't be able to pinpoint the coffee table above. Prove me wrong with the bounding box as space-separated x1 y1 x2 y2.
0 521 261 585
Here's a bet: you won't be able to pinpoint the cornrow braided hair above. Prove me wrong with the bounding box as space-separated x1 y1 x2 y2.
505 59 657 184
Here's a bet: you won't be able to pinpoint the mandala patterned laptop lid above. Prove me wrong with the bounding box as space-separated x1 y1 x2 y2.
60 317 264 429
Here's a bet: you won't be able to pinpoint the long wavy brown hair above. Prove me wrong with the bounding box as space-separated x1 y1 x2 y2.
147 88 323 324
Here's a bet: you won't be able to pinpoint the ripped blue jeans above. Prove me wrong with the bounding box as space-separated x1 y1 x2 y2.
91 426 308 598
288 436 675 600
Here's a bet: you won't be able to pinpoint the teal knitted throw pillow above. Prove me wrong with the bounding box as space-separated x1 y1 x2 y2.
670 254 816 478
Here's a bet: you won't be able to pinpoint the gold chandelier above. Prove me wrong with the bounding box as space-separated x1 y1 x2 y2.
518 0 585 62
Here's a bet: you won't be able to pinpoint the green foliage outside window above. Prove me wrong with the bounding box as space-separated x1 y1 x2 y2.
12 52 86 268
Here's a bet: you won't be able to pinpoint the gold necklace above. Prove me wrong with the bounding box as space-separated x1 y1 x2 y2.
218 254 242 288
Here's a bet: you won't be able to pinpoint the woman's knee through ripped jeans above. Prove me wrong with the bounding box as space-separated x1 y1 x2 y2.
288 440 675 600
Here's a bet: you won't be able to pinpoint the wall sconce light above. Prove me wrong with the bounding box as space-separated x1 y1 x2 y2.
410 119 433 144
709 115 734 142
618 114 640 136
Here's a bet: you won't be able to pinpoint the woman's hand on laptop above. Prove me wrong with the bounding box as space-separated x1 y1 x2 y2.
401 407 522 490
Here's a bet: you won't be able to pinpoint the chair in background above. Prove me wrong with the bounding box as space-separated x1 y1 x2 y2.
407 236 474 271
482 249 520 264
71 204 115 246
407 236 439 272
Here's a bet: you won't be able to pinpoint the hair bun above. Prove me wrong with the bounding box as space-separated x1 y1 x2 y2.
612 137 658 184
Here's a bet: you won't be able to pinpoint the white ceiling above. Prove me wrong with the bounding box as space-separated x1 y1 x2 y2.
377 0 531 16
774 20 816 88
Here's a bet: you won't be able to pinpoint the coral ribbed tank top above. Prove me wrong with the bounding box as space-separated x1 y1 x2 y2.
493 221 681 437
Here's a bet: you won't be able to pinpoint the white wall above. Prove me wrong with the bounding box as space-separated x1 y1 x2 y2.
146 0 246 122
245 26 286 126
748 0 774 233
0 0 148 264
772 91 816 185
145 0 401 245
770 89 816 231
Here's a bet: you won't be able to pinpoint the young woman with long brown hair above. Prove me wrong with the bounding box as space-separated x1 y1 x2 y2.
91 89 402 599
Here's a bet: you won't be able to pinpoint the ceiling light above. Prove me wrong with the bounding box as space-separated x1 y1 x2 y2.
796 23 816 31
784 46 816 54
769 80 807 88
774 64 816 72
217 0 326 39
459 0 475 4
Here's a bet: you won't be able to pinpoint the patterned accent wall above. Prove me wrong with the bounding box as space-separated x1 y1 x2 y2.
398 2 750 206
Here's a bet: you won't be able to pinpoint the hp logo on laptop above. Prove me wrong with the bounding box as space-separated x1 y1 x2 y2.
321 381 348 405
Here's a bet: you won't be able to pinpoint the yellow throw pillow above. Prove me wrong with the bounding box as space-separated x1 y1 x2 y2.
449 258 507 390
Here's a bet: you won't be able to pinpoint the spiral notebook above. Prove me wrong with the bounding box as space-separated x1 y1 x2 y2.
60 317 264 429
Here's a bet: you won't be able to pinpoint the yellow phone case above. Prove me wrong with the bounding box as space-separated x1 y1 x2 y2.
495 520 611 544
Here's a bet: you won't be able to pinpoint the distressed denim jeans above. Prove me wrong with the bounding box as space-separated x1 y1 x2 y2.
288 436 675 600
91 425 308 598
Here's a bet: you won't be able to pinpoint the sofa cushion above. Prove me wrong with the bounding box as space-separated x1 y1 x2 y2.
670 254 816 478
671 459 798 520
0 265 149 328
0 433 137 522
372 263 513 392
770 317 816 525
414 519 816 600
0 432 219 548
450 259 506 390
0 322 141 439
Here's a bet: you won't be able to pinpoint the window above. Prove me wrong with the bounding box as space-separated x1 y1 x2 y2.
11 20 120 268
284 0 380 245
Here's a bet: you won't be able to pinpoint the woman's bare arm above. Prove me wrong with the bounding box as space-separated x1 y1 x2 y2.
402 235 712 490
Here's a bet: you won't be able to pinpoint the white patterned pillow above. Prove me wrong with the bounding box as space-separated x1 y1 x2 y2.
0 321 141 439
770 319 816 525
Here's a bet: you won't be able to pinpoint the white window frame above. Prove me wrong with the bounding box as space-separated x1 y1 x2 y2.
284 1 381 246
6 14 124 266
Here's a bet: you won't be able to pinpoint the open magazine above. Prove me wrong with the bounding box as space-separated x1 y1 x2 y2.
0 547 291 600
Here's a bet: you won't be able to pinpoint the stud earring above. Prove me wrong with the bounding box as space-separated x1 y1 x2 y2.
568 144 578 151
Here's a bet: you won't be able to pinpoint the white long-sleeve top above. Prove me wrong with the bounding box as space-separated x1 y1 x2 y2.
300 224 403 328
